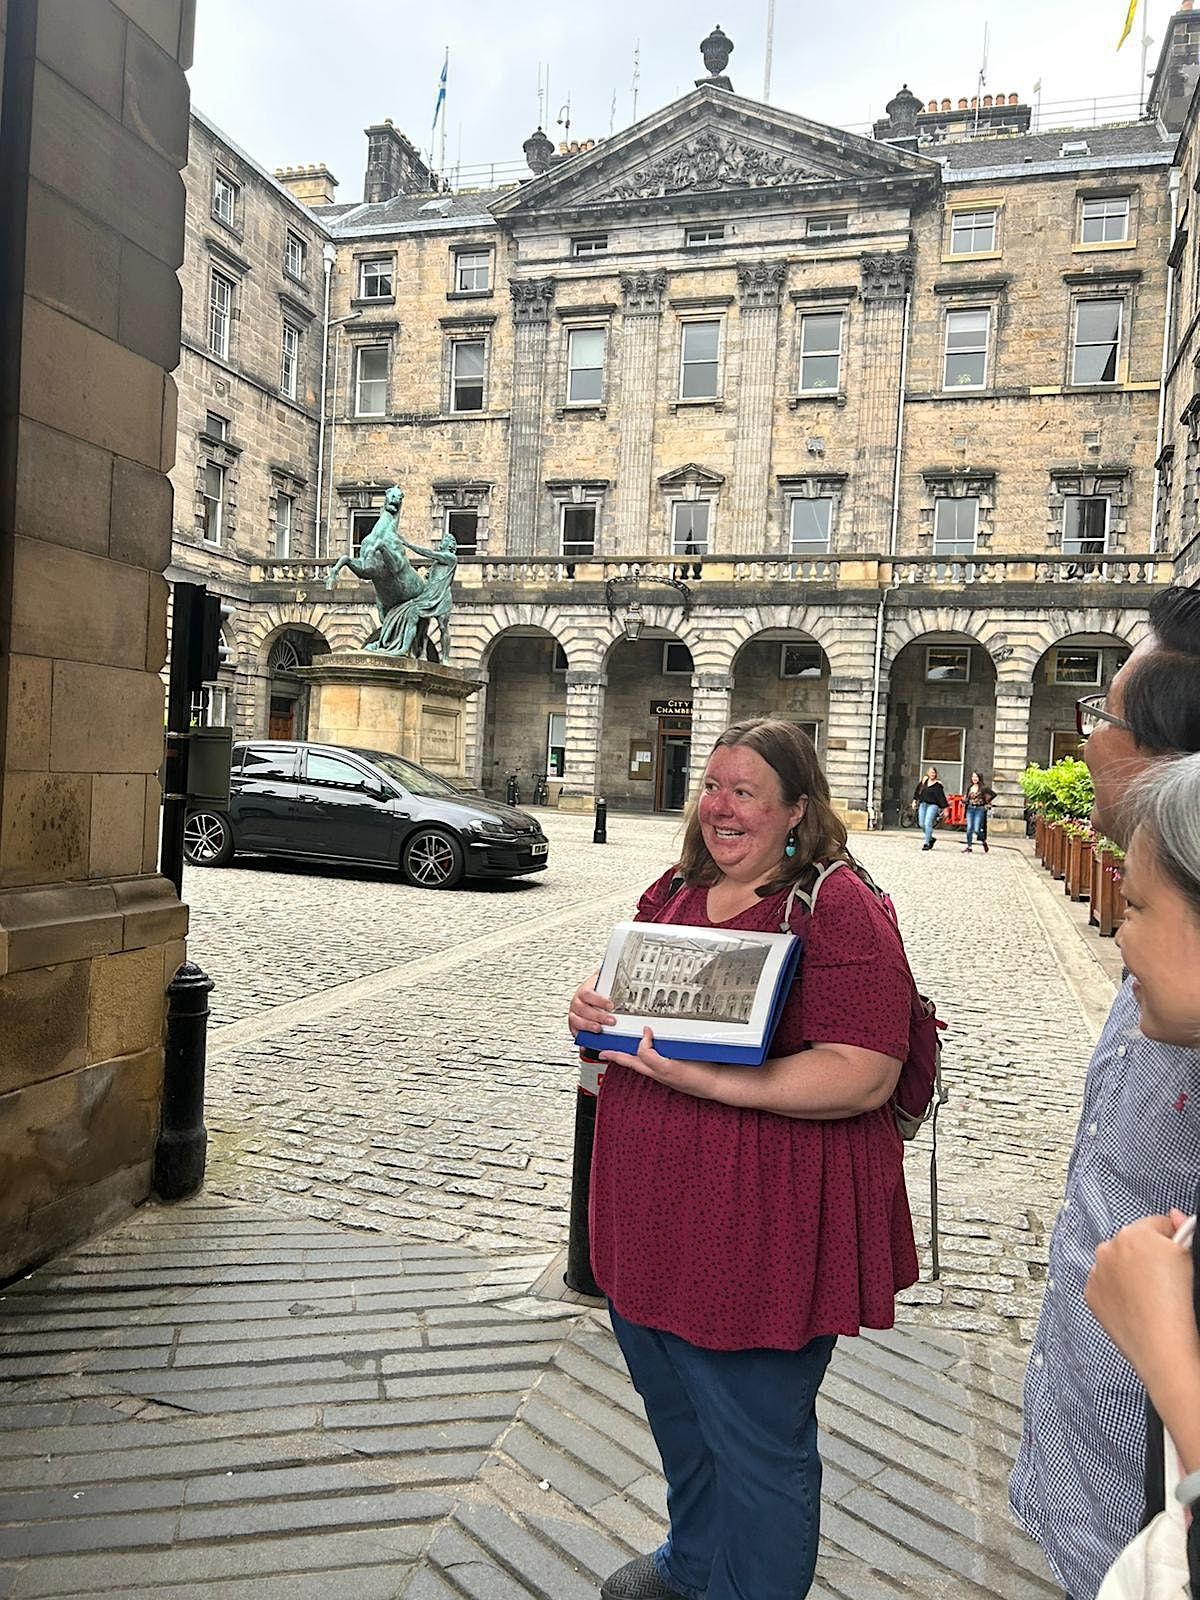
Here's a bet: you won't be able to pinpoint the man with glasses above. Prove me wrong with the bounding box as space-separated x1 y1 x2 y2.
1011 584 1200 1598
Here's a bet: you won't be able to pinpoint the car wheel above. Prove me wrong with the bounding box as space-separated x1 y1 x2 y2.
401 826 464 889
184 810 235 867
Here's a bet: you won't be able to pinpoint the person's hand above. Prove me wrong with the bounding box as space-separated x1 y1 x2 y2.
1086 1213 1200 1389
569 972 614 1040
599 1028 718 1098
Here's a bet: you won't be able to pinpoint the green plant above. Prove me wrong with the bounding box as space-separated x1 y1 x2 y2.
1020 757 1095 822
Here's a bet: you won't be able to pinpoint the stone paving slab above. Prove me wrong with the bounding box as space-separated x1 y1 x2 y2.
0 1197 1059 1599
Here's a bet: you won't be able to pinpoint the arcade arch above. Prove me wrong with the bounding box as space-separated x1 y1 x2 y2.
601 626 696 812
257 623 330 740
883 632 998 824
1027 632 1131 768
730 629 831 755
479 626 567 802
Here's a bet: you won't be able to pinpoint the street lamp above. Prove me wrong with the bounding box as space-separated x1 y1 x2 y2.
605 567 690 642
622 601 645 642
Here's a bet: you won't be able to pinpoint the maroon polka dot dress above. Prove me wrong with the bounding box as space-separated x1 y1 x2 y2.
589 865 920 1352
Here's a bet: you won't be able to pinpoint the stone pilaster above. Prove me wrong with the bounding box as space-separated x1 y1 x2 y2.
504 278 555 556
824 676 876 825
614 271 668 549
461 666 490 792
852 252 913 553
991 682 1035 832
559 671 607 810
729 264 785 551
686 673 734 801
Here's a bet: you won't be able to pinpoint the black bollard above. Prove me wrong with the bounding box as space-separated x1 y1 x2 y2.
593 797 608 844
505 772 520 807
153 961 214 1201
564 1081 603 1297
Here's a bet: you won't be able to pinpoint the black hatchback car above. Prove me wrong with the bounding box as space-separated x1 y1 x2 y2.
183 741 550 889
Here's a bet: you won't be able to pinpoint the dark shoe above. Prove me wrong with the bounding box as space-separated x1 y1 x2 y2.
982 841 990 853
600 1553 691 1600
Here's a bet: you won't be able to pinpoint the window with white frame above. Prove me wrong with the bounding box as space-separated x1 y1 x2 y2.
685 224 725 246
190 685 229 728
1050 729 1082 764
663 642 693 675
943 307 990 389
806 215 847 237
280 320 300 399
560 504 596 558
358 257 394 299
354 345 388 416
1053 647 1102 686
208 269 233 358
273 492 293 558
450 340 485 411
799 311 842 392
679 320 720 399
949 208 998 254
1072 298 1122 384
926 646 971 682
212 170 238 227
454 250 491 293
572 235 608 256
1062 495 1110 555
445 507 478 554
350 507 378 555
566 326 605 404
204 411 228 440
284 230 306 279
789 497 832 554
671 500 710 556
201 462 224 546
933 497 978 557
1081 195 1130 244
780 644 823 679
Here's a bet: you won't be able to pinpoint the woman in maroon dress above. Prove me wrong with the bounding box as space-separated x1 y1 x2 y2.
569 718 919 1600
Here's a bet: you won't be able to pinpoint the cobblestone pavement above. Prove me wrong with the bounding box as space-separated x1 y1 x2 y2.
186 811 1117 1346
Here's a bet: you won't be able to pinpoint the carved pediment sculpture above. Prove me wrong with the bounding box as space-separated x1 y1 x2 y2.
607 128 820 201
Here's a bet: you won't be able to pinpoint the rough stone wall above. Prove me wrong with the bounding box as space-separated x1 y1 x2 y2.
0 0 193 1279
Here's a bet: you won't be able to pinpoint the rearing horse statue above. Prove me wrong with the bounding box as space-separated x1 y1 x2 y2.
326 487 423 654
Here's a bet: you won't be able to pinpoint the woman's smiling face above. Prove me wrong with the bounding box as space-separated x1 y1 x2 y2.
697 744 807 887
1117 832 1200 1045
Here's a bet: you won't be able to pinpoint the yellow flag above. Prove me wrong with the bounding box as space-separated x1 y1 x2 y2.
1117 0 1138 49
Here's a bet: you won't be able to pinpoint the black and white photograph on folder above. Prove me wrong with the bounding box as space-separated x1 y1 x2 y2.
575 922 804 1067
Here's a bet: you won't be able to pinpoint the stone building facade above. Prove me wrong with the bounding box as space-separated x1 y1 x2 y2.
173 25 1200 830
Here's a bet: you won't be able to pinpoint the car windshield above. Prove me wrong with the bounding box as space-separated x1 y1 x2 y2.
364 751 461 798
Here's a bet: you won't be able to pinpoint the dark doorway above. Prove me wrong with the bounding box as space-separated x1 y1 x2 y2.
657 733 691 812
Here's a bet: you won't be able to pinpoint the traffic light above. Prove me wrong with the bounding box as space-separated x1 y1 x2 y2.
174 585 234 693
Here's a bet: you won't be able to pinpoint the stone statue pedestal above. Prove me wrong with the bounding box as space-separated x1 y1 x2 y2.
294 652 484 782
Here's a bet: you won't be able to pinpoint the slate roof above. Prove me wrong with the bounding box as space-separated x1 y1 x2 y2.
935 119 1172 179
325 187 513 237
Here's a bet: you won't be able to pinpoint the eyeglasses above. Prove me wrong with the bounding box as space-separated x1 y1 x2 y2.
1075 694 1131 738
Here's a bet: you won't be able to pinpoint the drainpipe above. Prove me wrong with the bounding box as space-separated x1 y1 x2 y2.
865 580 900 829
314 242 336 559
888 285 913 557
1151 169 1181 554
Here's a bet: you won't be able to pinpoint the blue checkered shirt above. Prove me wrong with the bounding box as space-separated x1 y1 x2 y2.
1010 977 1200 1600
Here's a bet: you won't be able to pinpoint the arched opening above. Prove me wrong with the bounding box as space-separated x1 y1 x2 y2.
1027 633 1131 768
731 630 831 756
480 627 567 802
261 625 330 739
883 633 998 825
601 630 694 812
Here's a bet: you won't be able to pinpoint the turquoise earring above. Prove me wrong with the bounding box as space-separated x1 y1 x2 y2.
784 829 797 858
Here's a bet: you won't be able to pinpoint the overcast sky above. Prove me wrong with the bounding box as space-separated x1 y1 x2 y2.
190 0 1170 200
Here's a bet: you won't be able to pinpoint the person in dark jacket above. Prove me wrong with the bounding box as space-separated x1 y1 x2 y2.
911 768 948 850
963 772 995 854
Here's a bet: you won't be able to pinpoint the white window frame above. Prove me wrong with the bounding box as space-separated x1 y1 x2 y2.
798 311 843 394
284 230 306 279
925 646 971 682
354 345 388 417
662 642 692 676
949 208 998 255
685 224 725 247
806 214 847 237
678 318 721 400
572 235 608 256
190 685 229 728
932 497 979 557
560 502 597 558
280 320 300 399
450 339 486 412
920 727 966 797
1050 728 1082 764
204 411 228 441
454 250 491 293
208 269 233 359
788 497 832 554
566 325 605 405
1062 494 1111 556
212 170 238 227
1053 647 1103 686
201 461 224 547
358 257 394 300
943 307 990 390
350 506 378 556
444 506 478 554
1080 195 1130 245
780 643 823 679
671 499 710 556
1071 298 1123 385
274 492 293 558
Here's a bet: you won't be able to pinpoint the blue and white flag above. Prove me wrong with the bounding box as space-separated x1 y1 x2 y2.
432 50 447 132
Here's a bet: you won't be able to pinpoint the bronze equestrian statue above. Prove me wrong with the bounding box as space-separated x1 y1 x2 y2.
325 486 458 662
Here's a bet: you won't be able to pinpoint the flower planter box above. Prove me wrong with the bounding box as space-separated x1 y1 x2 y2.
1034 815 1048 863
1064 833 1093 901
1089 848 1127 937
1048 824 1067 881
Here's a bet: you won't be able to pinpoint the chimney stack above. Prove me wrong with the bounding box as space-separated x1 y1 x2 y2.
364 120 435 203
275 164 338 206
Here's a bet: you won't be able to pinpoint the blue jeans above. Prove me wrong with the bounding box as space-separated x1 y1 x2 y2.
965 804 986 846
918 801 940 845
609 1304 836 1600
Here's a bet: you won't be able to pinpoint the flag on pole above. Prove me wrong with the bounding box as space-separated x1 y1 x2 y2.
1117 0 1138 49
433 49 448 132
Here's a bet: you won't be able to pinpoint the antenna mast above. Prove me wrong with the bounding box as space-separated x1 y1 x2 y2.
973 21 989 135
632 39 641 122
1139 0 1153 117
763 0 775 101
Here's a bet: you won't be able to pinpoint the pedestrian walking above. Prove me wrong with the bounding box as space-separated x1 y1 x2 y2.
962 772 995 853
911 766 948 850
1084 752 1200 1598
569 718 922 1600
1010 583 1200 1600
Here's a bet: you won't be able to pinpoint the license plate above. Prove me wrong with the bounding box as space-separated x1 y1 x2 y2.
531 841 548 856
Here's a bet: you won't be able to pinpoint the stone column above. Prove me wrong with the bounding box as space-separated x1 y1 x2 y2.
991 682 1034 833
824 677 876 827
460 666 489 793
504 278 554 556
559 671 607 811
686 674 734 802
852 252 913 552
613 271 667 550
729 264 785 551
0 0 193 1278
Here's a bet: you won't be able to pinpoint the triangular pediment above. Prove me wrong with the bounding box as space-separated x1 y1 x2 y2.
492 85 937 220
659 463 725 490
